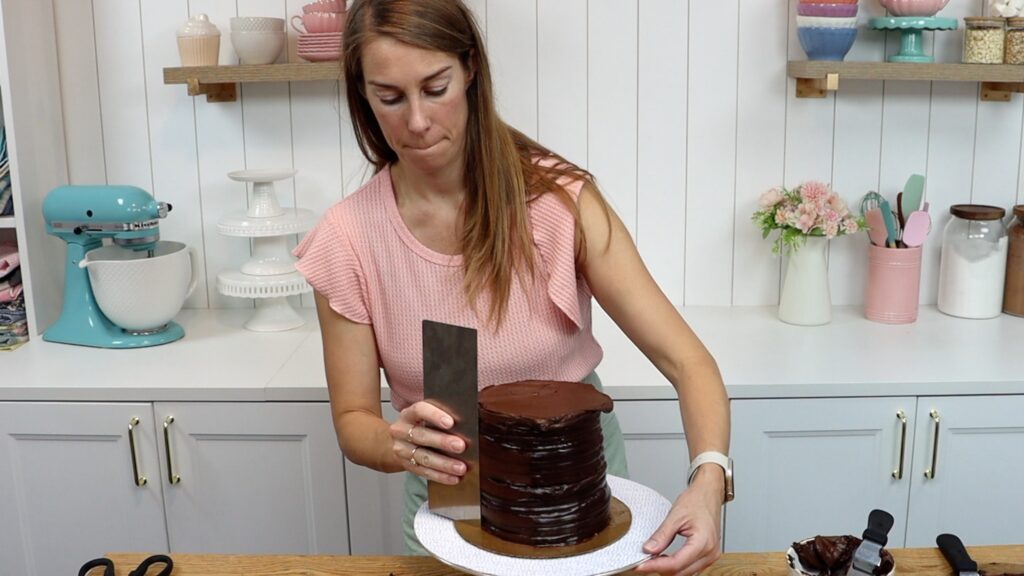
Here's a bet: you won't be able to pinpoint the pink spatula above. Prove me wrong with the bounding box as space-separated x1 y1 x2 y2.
866 208 889 247
902 211 931 247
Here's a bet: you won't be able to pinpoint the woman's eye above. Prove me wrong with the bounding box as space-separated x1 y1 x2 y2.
378 94 402 105
425 85 448 97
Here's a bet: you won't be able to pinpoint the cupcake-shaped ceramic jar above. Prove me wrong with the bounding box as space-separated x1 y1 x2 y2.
177 13 221 67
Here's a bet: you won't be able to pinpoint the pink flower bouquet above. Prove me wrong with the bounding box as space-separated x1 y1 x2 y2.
751 181 865 254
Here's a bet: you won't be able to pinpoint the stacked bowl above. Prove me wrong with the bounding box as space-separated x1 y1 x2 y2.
797 0 859 61
293 0 345 62
230 17 286 65
879 0 950 16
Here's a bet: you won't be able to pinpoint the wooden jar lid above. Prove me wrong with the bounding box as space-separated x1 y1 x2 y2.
950 204 1006 221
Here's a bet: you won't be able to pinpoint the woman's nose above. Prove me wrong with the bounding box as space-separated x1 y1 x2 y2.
406 98 431 133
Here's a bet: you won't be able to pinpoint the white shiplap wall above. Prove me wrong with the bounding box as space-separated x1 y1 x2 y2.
55 0 1024 310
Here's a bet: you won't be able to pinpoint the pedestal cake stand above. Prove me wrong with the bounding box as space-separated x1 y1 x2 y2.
217 169 316 332
870 16 958 63
414 475 671 576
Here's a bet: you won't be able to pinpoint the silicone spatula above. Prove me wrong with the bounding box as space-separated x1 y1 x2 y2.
902 211 931 247
878 198 899 248
866 208 889 247
901 174 925 215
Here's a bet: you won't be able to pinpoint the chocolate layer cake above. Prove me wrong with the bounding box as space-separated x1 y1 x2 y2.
478 380 613 547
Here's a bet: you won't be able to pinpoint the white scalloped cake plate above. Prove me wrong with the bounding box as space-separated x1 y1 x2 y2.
414 475 671 576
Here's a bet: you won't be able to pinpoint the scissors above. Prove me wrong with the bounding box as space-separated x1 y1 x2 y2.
79 554 173 576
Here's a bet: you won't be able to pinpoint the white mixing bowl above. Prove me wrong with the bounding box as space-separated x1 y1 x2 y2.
79 241 198 332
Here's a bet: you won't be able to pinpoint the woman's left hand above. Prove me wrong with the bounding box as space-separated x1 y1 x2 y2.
633 468 724 576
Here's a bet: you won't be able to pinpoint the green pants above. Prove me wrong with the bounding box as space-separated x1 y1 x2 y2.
401 371 629 555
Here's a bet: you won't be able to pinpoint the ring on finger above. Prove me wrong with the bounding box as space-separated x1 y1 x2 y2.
409 446 419 466
407 423 417 441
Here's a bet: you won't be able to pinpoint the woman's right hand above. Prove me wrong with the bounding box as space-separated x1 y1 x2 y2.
390 401 467 484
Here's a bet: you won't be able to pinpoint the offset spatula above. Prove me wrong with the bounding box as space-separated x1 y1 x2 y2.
938 533 981 576
848 509 895 576
422 320 480 521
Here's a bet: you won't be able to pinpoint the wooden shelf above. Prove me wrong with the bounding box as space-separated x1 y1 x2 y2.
163 62 343 102
788 61 1024 101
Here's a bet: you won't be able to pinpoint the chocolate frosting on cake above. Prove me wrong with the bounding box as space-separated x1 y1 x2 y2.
479 381 614 547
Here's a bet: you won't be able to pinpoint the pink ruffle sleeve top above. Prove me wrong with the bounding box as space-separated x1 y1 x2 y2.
293 165 603 411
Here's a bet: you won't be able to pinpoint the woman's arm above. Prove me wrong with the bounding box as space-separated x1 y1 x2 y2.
315 292 401 472
577 183 730 576
315 292 466 484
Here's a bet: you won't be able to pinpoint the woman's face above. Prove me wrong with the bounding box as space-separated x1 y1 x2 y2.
361 36 473 175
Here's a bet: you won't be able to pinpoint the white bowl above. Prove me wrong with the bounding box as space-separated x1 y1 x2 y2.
79 241 198 332
795 15 859 29
231 30 286 65
230 17 285 32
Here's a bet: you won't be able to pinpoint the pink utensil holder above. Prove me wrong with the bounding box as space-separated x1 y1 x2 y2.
864 244 922 324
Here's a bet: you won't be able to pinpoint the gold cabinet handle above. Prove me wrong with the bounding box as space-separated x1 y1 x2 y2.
163 416 181 485
924 409 940 479
127 417 147 487
892 410 908 480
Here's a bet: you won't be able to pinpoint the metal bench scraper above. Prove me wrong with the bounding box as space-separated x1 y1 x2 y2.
422 320 480 521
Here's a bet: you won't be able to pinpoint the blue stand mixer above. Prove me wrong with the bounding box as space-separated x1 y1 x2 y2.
42 185 183 348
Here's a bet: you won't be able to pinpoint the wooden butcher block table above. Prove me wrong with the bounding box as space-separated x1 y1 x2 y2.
105 545 1024 575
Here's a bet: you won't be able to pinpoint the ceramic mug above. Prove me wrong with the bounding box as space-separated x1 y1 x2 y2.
302 0 346 14
291 11 345 34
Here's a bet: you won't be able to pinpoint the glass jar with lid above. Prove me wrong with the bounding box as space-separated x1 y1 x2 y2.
1007 18 1024 64
1004 205 1024 316
963 17 1005 64
937 204 1008 319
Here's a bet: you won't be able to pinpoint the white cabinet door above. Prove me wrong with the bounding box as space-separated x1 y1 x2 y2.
154 403 348 554
0 403 167 576
726 397 917 552
905 395 1024 547
616 401 689 504
616 400 690 554
345 402 407 555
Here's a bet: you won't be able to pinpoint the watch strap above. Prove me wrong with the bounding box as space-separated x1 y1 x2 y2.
687 451 730 485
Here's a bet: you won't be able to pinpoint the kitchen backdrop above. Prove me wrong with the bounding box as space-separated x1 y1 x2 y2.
49 0 1020 317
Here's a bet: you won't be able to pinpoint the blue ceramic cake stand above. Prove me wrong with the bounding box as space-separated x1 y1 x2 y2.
870 16 958 63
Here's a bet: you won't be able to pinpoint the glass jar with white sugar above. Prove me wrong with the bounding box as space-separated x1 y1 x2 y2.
938 204 1008 319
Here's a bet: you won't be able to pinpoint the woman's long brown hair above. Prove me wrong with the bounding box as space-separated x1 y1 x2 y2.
343 0 608 327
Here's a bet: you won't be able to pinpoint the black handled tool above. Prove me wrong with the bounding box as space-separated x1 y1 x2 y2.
848 509 895 576
937 533 981 576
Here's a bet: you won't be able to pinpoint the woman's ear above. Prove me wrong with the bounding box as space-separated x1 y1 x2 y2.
464 51 477 86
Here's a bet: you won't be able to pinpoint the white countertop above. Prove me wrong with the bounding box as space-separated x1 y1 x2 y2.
2 305 1023 402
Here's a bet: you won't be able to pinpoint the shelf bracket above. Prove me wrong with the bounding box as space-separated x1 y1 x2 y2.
980 81 1024 102
796 73 839 99
186 78 237 103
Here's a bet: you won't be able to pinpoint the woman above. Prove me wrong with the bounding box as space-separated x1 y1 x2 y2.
293 1 730 574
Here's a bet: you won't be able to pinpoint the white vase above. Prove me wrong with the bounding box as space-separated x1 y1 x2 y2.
778 235 832 326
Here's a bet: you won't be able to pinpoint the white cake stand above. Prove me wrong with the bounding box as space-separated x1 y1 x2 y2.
217 210 318 275
217 270 310 332
227 168 298 218
218 168 313 331
414 475 671 576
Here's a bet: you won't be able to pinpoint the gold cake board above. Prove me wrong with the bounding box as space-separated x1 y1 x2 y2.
454 497 631 559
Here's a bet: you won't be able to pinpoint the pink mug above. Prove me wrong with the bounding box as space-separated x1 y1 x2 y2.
302 0 345 14
291 11 345 34
864 244 922 324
